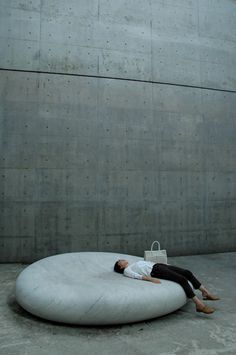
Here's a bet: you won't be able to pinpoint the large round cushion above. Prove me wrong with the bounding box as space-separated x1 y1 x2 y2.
15 252 187 325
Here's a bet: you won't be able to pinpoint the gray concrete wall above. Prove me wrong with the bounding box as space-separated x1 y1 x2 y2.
0 0 236 262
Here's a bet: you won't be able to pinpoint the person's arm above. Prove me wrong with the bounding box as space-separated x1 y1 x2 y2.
124 267 161 283
142 276 161 284
124 268 142 280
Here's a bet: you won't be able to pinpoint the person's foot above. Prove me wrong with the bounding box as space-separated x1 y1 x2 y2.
196 305 215 314
202 293 220 301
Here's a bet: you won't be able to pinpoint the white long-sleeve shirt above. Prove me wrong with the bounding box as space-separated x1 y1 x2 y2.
124 260 155 280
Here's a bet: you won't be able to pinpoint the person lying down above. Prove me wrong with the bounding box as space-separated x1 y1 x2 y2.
114 259 220 315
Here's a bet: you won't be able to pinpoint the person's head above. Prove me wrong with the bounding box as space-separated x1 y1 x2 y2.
114 259 129 274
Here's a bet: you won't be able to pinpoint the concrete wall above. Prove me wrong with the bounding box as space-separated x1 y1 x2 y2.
0 0 236 262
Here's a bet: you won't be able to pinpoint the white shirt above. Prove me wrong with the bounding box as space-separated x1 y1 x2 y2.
124 260 155 280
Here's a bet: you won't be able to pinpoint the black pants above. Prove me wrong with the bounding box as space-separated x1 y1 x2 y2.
151 263 202 298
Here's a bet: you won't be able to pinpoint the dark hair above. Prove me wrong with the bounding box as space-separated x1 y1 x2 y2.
114 261 125 274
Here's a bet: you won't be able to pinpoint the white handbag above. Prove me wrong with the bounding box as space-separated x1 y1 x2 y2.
144 240 168 264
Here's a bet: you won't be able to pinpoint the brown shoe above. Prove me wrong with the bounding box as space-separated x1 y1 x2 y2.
203 294 220 301
196 305 215 314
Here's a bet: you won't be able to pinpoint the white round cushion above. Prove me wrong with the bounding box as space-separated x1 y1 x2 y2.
15 252 187 325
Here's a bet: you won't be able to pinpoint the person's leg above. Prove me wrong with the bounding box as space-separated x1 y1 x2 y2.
151 264 215 314
151 264 196 299
165 265 219 300
164 265 201 290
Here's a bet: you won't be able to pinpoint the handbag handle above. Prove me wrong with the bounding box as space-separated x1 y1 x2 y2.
151 240 160 251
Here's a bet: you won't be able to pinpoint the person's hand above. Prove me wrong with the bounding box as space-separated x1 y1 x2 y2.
142 276 161 283
152 278 161 284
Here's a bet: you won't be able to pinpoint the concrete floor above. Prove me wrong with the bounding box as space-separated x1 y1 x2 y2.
0 252 236 355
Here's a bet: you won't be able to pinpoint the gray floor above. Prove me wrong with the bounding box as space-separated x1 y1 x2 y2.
0 252 236 355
